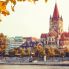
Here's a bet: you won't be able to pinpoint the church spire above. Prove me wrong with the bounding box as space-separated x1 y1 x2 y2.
53 3 59 19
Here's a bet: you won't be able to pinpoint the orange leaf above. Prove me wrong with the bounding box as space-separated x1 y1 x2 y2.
0 1 6 11
2 10 10 16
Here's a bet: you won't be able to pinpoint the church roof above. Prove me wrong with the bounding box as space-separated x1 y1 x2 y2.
53 3 59 19
61 32 69 37
60 32 69 41
41 33 48 38
48 31 57 37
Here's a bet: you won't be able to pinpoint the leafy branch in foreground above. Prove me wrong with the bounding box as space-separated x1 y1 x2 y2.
0 0 48 18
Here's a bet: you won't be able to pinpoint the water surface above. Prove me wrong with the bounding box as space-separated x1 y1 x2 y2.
0 65 69 69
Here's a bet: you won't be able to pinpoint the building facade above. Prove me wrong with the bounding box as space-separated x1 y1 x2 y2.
41 4 69 48
6 36 24 53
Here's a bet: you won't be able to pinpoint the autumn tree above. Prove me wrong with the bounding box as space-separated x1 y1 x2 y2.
20 48 25 57
45 47 55 57
64 47 69 57
8 49 15 56
33 45 45 57
0 33 7 56
25 48 31 56
54 48 60 56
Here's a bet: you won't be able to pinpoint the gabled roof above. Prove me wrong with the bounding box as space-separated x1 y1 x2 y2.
60 32 69 41
41 33 48 38
61 32 69 37
48 31 57 37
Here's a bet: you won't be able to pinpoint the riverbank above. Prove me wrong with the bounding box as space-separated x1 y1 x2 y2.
0 61 69 66
0 57 69 66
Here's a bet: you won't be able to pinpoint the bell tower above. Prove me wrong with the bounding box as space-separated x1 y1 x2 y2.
49 4 63 35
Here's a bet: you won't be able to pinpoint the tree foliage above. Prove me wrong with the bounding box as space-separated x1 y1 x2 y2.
33 45 45 57
0 0 48 17
0 33 7 55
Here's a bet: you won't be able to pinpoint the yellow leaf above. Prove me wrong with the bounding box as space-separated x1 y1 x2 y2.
0 19 2 22
6 10 10 15
17 0 23 2
28 0 38 3
11 6 14 11
10 0 16 5
23 0 26 1
45 0 48 2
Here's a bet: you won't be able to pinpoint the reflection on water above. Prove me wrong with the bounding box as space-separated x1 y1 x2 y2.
0 65 69 69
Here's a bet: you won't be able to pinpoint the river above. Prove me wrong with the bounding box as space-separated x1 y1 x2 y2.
0 65 69 69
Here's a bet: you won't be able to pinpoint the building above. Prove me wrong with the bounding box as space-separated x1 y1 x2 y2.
41 3 69 48
7 36 38 51
20 37 38 49
6 36 24 51
60 32 69 48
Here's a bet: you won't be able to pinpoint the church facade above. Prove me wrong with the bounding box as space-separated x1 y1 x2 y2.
41 4 69 48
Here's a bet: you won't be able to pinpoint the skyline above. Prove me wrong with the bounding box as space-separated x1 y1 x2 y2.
0 0 69 38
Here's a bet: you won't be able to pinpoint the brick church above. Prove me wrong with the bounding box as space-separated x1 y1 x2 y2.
41 3 69 48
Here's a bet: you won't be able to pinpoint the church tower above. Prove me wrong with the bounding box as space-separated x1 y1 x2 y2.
49 4 63 35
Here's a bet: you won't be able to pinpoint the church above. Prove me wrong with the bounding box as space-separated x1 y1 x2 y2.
41 3 69 48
